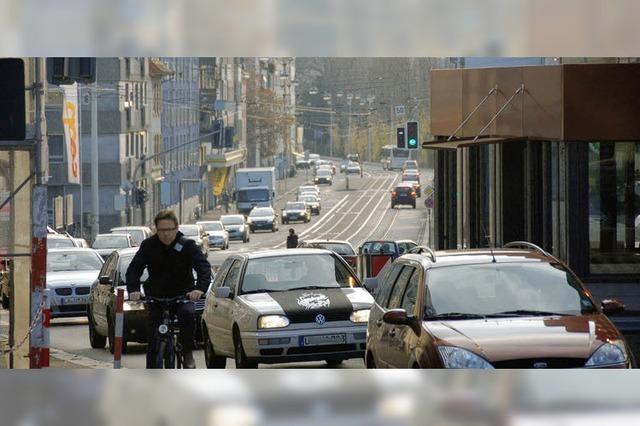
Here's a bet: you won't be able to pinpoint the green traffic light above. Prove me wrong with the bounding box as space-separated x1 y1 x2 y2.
408 138 417 147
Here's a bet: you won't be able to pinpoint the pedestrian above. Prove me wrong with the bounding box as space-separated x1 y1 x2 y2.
221 191 230 214
126 209 211 368
286 228 299 248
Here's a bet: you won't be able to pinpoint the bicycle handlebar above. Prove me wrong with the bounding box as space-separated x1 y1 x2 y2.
143 295 192 304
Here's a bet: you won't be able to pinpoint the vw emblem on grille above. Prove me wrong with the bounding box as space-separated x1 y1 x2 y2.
315 314 326 325
533 361 548 369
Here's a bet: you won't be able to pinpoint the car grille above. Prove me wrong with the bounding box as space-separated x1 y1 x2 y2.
288 344 357 355
491 358 588 368
287 311 351 324
55 288 72 296
75 287 90 295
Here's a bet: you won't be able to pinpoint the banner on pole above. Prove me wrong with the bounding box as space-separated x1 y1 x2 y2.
62 83 80 184
212 167 228 197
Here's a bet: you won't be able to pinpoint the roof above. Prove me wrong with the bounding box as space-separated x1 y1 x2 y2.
243 248 333 259
47 247 99 253
236 167 275 173
402 248 552 269
148 59 174 77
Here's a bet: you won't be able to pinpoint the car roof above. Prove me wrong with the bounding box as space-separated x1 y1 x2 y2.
48 234 74 239
399 248 553 269
242 248 333 259
395 182 414 187
47 247 100 253
97 233 130 237
111 247 140 257
111 226 150 231
221 214 244 219
196 220 223 224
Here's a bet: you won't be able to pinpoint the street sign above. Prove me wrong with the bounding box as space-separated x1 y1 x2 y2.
394 105 405 116
423 184 434 209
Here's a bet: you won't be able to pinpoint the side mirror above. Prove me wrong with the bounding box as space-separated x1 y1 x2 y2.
99 275 113 286
363 277 378 294
383 309 421 335
601 299 625 316
214 286 232 299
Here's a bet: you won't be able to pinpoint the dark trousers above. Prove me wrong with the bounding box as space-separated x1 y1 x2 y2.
146 301 196 368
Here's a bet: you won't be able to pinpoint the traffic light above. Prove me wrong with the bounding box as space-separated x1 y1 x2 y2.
0 58 25 140
46 58 96 85
396 127 405 149
406 121 419 149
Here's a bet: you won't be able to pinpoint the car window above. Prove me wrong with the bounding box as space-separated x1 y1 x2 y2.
387 266 415 309
118 254 149 284
221 216 244 225
224 260 243 295
375 263 404 307
48 237 76 248
47 251 103 272
93 235 130 249
99 253 116 279
212 258 234 290
400 268 421 315
199 222 224 232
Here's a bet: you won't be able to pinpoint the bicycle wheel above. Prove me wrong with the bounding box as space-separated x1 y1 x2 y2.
175 337 183 369
155 341 167 368
164 338 176 369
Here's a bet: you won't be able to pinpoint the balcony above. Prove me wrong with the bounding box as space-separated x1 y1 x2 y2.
206 147 246 171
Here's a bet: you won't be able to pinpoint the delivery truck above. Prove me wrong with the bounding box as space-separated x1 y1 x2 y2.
233 167 276 215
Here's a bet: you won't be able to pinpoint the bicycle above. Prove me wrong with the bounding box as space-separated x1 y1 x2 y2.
144 295 193 369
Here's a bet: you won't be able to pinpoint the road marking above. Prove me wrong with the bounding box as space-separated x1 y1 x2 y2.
343 175 398 243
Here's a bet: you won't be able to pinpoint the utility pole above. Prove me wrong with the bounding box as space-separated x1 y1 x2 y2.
91 62 99 238
367 111 373 163
78 84 84 238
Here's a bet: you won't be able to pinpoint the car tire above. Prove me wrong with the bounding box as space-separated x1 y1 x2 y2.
234 331 258 369
88 308 107 349
203 324 226 369
325 359 343 367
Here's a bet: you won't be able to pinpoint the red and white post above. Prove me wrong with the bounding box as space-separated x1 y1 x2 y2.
113 288 124 368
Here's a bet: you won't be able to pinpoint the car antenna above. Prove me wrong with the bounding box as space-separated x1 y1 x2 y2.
482 224 496 263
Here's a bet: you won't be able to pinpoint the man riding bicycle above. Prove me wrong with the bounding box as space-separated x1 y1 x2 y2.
126 209 211 368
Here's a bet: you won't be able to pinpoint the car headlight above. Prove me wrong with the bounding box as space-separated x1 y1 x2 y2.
350 309 370 323
258 315 290 329
585 341 628 367
123 300 145 311
437 346 494 369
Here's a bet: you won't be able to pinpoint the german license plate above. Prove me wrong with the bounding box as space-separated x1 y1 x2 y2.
302 334 346 346
62 296 87 305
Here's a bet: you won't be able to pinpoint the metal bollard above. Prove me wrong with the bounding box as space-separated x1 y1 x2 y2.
113 288 125 369
41 289 50 368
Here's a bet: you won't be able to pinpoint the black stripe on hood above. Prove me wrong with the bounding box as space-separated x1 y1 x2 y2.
269 288 353 318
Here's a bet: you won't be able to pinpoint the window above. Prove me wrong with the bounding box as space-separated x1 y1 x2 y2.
49 135 64 163
375 263 403 307
400 268 420 315
211 258 234 291
588 142 640 274
224 260 243 295
387 266 415 309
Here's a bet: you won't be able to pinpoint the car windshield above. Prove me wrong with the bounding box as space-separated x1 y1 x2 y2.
48 237 75 248
317 170 331 176
241 254 359 293
311 243 355 255
287 202 305 210
404 162 418 169
179 226 200 236
112 229 145 245
93 235 130 249
250 208 274 217
425 263 596 318
221 216 244 225
302 196 317 203
237 188 270 202
47 252 103 272
119 254 149 284
198 222 223 232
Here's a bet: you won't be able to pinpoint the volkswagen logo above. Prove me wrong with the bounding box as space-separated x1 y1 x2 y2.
315 314 326 325
533 361 548 369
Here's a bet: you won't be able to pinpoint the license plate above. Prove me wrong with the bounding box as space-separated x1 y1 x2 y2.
301 334 346 346
62 296 87 305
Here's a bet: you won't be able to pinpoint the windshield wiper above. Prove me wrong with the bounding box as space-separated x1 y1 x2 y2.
489 310 570 317
288 285 340 291
425 312 487 320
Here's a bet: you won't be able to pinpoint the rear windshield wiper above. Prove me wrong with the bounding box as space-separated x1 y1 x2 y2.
425 312 487 320
488 310 570 317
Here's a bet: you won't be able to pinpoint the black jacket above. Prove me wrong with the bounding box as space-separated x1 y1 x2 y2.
286 234 299 248
126 232 211 297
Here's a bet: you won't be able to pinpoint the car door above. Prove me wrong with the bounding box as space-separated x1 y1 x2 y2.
94 253 117 334
378 265 414 367
368 263 404 367
386 266 421 368
212 258 243 353
206 258 234 350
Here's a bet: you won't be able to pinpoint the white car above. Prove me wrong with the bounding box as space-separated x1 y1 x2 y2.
220 214 251 243
196 221 229 250
110 226 153 246
201 249 374 368
92 233 136 260
346 161 362 175
47 248 104 318
178 224 210 258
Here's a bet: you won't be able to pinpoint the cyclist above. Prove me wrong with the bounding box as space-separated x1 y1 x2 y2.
126 209 211 368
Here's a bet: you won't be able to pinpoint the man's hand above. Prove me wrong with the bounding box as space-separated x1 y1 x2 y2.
187 290 204 301
129 291 142 301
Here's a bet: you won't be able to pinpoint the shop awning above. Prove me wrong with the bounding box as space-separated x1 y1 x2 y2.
422 136 527 150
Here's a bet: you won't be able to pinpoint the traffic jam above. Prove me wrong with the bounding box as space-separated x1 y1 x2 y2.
28 151 634 369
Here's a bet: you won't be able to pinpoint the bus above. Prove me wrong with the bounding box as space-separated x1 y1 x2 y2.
380 145 412 170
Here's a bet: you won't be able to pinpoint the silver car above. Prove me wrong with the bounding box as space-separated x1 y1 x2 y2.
201 249 374 368
220 214 250 243
196 220 230 250
92 233 136 260
109 226 153 246
178 224 210 258
47 248 104 318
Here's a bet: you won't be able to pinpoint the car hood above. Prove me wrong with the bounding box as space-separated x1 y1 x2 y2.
425 314 619 361
285 209 306 214
47 270 101 287
239 287 373 315
224 225 245 231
